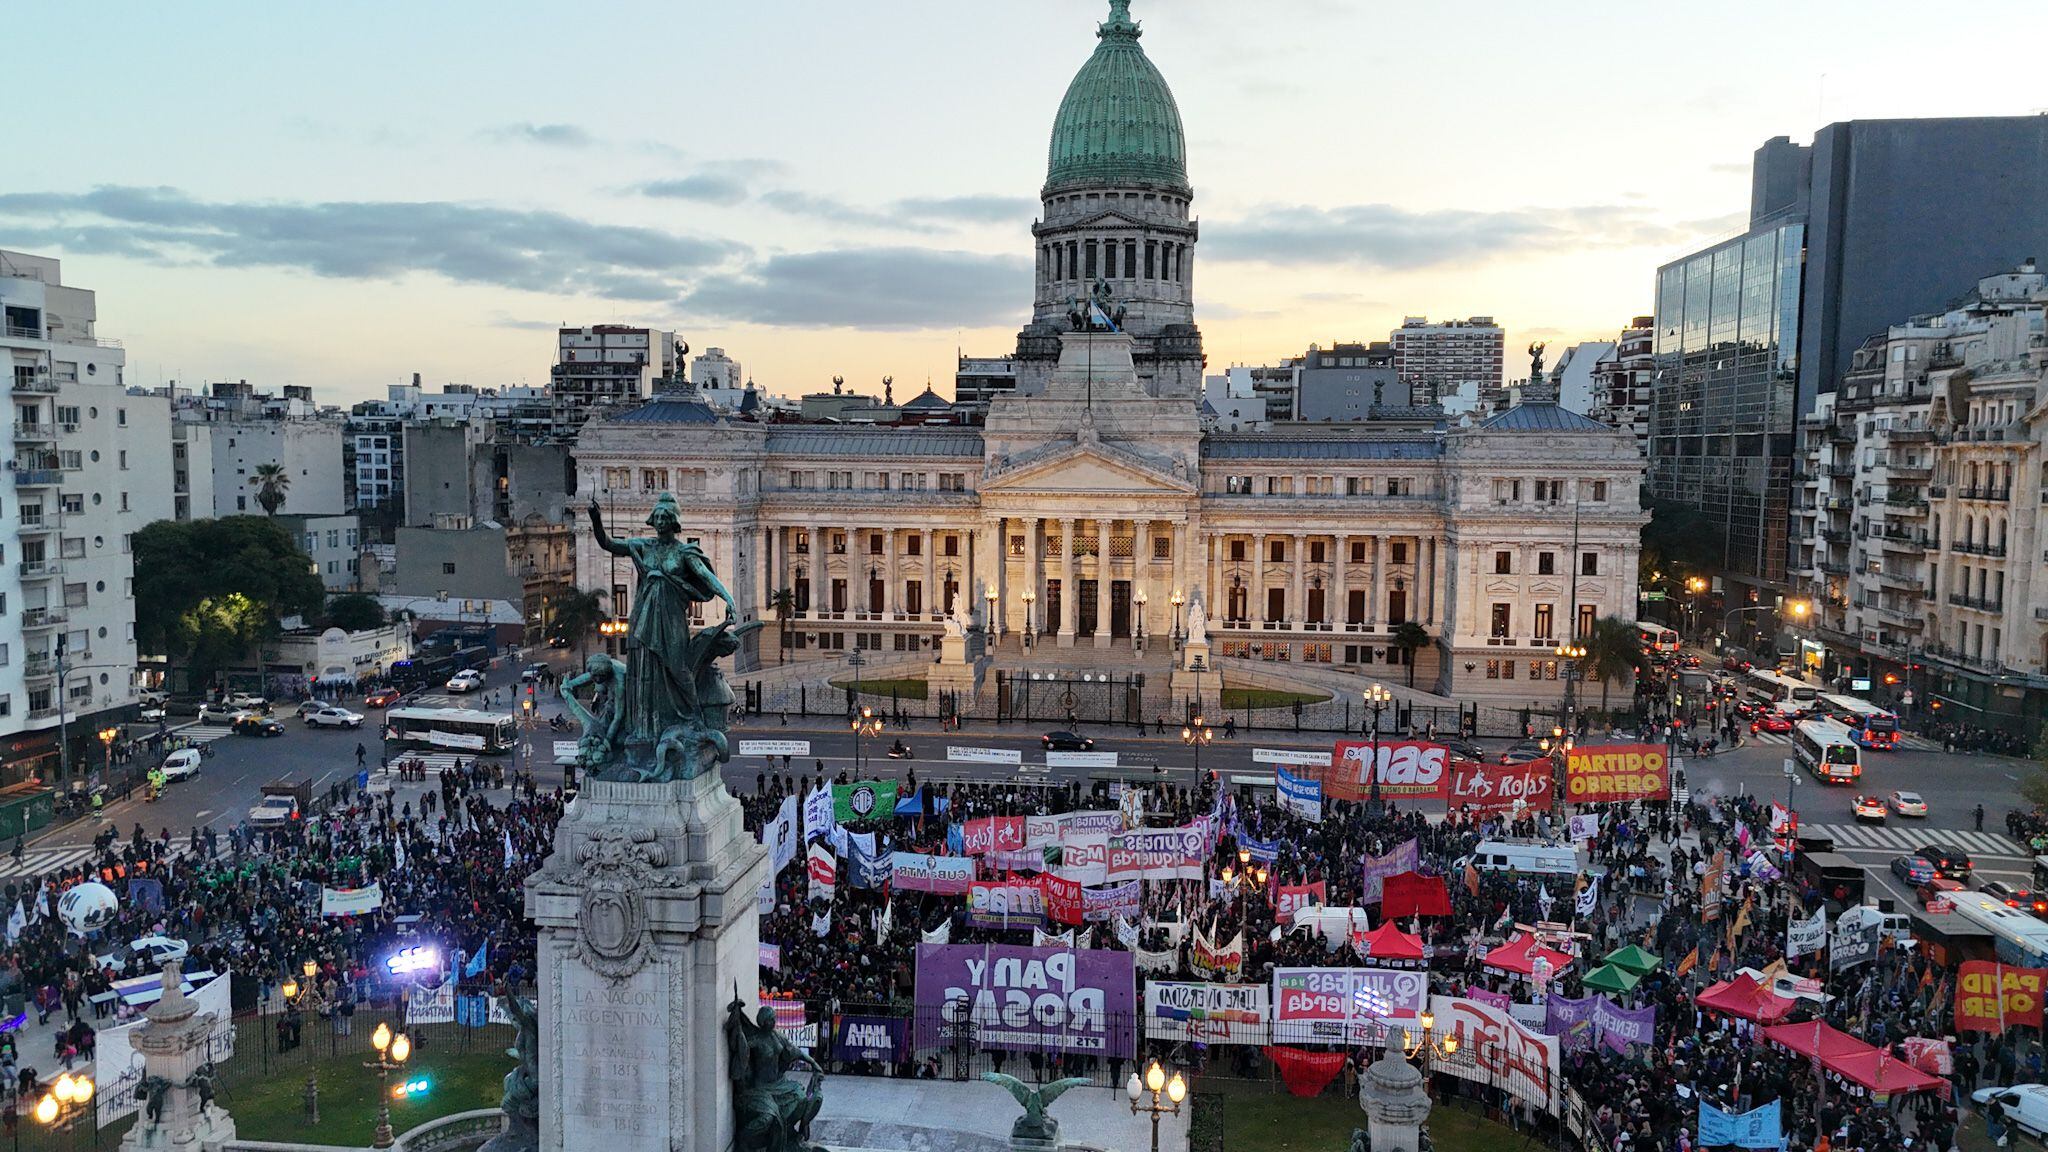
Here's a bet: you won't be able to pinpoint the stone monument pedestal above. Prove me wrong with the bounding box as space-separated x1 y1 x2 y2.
118 964 237 1152
1170 647 1217 719
525 770 770 1152
1359 1051 1433 1152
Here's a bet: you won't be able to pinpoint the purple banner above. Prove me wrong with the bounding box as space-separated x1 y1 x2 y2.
1594 999 1656 1052
1544 994 1598 1051
832 1014 911 1063
1360 838 1420 904
1465 987 1511 1011
915 943 1137 1057
1083 880 1142 923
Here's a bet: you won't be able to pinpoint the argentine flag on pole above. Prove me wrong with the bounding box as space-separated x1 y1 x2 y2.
1088 300 1119 333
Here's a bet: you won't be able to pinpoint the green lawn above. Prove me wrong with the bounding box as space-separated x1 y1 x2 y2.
218 1038 508 1145
1208 1080 1520 1152
830 677 930 701
1221 685 1330 710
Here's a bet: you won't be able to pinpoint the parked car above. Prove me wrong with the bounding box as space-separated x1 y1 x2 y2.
1851 795 1887 823
296 699 329 719
304 705 365 730
226 692 269 711
1981 881 2048 916
1888 790 1929 818
233 714 286 738
1435 737 1487 763
1974 1085 2048 1141
248 794 301 828
1497 742 1553 765
159 748 203 782
365 687 402 708
1890 855 1937 885
94 934 189 978
1916 875 1967 906
1041 731 1094 752
1917 844 1973 880
446 670 485 693
138 704 166 723
197 703 242 725
163 696 205 718
520 662 550 683
1749 714 1795 735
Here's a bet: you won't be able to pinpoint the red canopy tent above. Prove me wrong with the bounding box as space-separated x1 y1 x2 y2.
1762 1020 1866 1061
1828 1049 1947 1101
1482 932 1573 977
1379 871 1452 918
1696 973 1799 1024
1355 921 1426 965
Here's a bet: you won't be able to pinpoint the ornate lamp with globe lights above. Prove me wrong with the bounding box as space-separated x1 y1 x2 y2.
1127 1059 1186 1152
365 1023 411 1149
33 1071 95 1132
1220 845 1268 894
850 706 883 773
1361 682 1393 819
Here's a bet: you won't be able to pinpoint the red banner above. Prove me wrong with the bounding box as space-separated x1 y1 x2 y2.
1957 961 2048 1032
1562 743 1670 803
1325 741 1452 801
1273 881 1327 924
1036 873 1086 926
1264 1046 1349 1098
1381 871 1451 918
1449 761 1554 811
962 816 1025 856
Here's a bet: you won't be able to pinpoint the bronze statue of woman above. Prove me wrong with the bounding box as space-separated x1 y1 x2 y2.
586 492 736 748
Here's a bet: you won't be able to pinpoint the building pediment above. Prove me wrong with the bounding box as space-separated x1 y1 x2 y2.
982 439 1195 497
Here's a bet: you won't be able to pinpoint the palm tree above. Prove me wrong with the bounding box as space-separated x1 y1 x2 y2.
1583 615 1643 713
252 463 290 516
550 588 608 659
768 588 796 665
1391 621 1431 689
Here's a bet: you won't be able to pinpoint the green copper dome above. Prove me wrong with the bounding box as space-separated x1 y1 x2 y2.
1044 0 1190 197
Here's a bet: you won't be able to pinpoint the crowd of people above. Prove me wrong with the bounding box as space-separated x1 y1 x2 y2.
742 758 2021 1152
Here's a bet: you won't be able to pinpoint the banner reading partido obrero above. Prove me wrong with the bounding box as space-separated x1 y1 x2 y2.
1562 743 1670 803
916 943 1136 1056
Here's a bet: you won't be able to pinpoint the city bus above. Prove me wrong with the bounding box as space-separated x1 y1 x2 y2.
1817 693 1901 750
1792 718 1862 784
383 707 517 755
1948 892 2048 967
1745 668 1820 714
1635 621 1680 654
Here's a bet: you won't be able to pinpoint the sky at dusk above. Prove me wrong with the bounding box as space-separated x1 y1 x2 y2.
8 0 2048 406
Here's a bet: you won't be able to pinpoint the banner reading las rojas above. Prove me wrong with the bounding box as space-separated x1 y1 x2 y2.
915 943 1136 1057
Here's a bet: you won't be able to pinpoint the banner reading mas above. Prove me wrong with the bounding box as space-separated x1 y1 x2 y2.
1563 743 1670 803
1326 741 1451 801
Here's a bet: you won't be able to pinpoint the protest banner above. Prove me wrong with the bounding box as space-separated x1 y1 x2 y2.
1037 873 1086 925
1566 813 1601 843
848 835 891 889
833 780 899 824
1360 839 1420 904
1273 881 1327 925
1449 761 1554 811
1271 967 1429 1045
1430 995 1558 1114
1276 765 1323 822
832 1015 911 1063
967 882 1045 930
1106 825 1208 882
1144 982 1269 1044
962 816 1027 856
1830 917 1880 972
1082 880 1142 923
890 853 975 894
737 739 811 757
765 796 800 876
1562 744 1670 803
1253 748 1332 766
1698 1101 1781 1150
320 883 383 917
915 944 1136 1056
1325 741 1452 801
1194 926 1245 977
807 843 837 902
803 783 835 842
1956 961 2048 1031
759 943 782 971
947 746 1022 765
1786 907 1827 959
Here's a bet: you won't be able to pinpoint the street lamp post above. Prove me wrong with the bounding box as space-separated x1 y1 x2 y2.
1685 576 1707 640
1134 589 1148 652
1220 845 1269 896
984 586 999 645
1721 601 1809 664
97 726 118 789
366 1023 412 1149
1400 1009 1461 1081
1362 683 1392 819
851 706 882 775
1021 591 1036 650
31 1071 94 1133
1126 1059 1186 1152
1170 590 1185 649
1554 642 1585 734
1180 716 1212 782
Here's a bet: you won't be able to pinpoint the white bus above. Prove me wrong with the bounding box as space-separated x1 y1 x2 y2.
1948 892 2048 967
1635 621 1680 653
1816 693 1901 751
383 707 517 755
1792 718 1861 784
1745 668 1819 714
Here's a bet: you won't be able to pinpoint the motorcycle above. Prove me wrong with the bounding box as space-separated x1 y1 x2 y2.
885 742 914 760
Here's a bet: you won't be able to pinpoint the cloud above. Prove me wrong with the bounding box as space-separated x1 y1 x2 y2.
682 247 1028 330
639 174 751 206
1203 202 1720 271
759 190 935 232
491 122 593 148
0 185 746 299
894 195 1035 225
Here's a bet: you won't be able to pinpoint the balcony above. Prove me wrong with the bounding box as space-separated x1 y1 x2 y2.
1825 464 1856 478
1889 427 1936 443
3 324 43 341
16 516 58 535
1946 594 2004 613
1951 541 2007 558
1879 532 1927 552
1883 499 1928 517
1820 529 1850 544
11 373 57 394
12 422 54 441
1877 573 1924 594
1826 425 1855 443
1928 484 1948 498
9 466 59 487
18 559 61 579
25 707 60 722
1958 487 2012 502
1872 604 1923 627
21 656 55 681
20 608 67 630
1818 562 1850 576
1889 465 1932 482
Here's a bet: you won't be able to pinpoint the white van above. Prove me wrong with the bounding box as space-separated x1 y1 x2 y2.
159 748 203 782
1459 840 1581 877
1975 1084 2048 1140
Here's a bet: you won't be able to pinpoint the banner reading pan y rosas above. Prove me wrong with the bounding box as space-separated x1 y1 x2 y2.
1563 743 1670 803
915 943 1136 1057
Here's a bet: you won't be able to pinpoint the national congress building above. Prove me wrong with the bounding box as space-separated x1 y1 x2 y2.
573 1 1645 705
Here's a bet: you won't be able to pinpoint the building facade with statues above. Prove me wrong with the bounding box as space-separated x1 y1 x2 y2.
571 2 1645 705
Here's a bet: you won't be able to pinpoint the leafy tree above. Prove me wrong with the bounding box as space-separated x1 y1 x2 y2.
1640 492 1720 590
1392 621 1431 689
549 588 608 658
768 588 797 665
253 462 291 516
1583 615 1643 712
325 593 386 633
134 517 325 685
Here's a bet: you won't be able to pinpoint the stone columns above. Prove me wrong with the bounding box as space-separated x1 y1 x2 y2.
923 529 936 619
1094 518 1111 648
1370 537 1384 629
1025 517 1042 638
1291 533 1306 626
1334 534 1350 627
994 516 1008 637
1058 517 1076 646
1134 519 1151 635
1252 533 1266 623
883 529 898 616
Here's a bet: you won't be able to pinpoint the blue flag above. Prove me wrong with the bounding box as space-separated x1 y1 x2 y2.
455 995 491 1028
945 823 965 854
463 942 488 979
1698 1100 1781 1150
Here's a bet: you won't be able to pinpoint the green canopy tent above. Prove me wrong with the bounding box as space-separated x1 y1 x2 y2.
1603 945 1661 975
1581 962 1642 994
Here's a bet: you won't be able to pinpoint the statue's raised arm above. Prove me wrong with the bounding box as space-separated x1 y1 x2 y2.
588 495 630 558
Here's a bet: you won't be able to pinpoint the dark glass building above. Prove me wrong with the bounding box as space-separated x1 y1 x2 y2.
1651 115 2048 609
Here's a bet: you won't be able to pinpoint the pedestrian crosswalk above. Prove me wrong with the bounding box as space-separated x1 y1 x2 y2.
174 724 234 745
385 753 482 776
1807 822 2028 859
1746 731 1942 752
0 843 106 882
